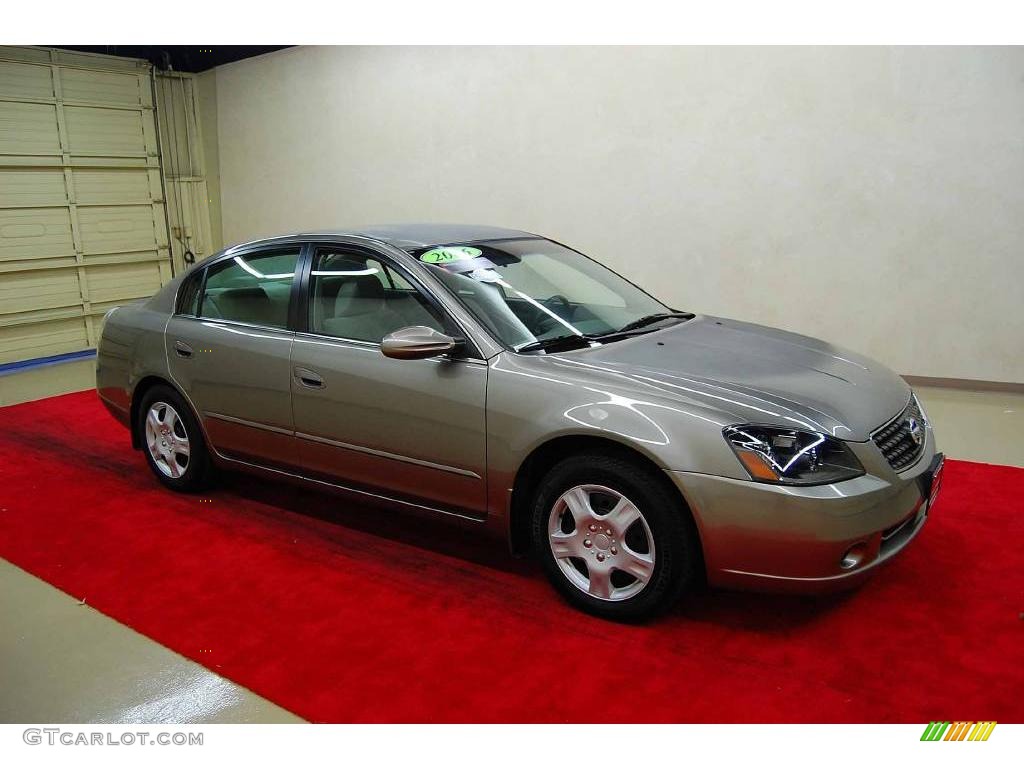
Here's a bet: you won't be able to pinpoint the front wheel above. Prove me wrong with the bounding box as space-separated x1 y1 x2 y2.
531 453 699 622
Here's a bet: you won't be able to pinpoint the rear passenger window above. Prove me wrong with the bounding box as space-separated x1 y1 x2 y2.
199 249 300 329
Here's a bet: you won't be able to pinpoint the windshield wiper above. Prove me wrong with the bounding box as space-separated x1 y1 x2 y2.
517 312 694 353
516 334 594 354
610 311 694 335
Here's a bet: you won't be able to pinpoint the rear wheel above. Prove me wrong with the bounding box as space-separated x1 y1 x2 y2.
531 453 698 621
137 385 214 492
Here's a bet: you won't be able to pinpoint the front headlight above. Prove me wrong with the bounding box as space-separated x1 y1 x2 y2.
723 425 865 486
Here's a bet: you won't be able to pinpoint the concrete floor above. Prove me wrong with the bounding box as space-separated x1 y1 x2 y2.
913 385 1024 467
0 363 1021 723
0 358 96 407
0 561 302 723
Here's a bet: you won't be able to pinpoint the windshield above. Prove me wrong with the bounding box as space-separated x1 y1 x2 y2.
411 238 678 351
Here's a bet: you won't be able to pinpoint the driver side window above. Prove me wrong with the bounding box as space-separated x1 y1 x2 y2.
309 249 447 343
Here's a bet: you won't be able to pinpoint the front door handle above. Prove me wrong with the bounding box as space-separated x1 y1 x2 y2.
294 367 325 389
174 340 194 358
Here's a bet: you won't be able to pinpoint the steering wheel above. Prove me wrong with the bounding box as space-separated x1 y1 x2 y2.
543 294 573 313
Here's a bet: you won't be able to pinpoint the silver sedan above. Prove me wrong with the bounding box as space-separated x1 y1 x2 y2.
97 224 943 621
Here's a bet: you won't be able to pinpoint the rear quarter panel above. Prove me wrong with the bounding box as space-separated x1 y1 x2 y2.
96 299 174 428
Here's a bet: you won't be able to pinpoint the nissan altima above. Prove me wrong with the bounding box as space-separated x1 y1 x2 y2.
97 224 943 620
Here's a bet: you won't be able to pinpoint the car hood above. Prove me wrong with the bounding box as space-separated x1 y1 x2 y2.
551 315 910 441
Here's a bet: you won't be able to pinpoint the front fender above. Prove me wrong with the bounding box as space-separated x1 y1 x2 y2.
484 351 746 524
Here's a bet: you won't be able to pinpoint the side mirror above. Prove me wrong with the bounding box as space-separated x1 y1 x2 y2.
381 326 460 360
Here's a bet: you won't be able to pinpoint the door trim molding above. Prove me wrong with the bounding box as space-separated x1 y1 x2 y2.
205 411 293 436
295 431 482 479
202 413 482 479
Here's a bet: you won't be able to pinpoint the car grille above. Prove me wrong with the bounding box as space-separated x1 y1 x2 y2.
872 396 926 472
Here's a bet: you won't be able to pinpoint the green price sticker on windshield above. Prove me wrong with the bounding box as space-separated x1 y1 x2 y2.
419 246 482 264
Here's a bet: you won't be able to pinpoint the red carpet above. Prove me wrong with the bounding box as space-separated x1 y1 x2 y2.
1 390 1021 723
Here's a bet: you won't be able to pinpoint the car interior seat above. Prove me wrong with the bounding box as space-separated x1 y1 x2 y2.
201 284 290 328
317 259 404 342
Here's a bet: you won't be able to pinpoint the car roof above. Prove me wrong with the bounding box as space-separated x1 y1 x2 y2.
227 224 540 252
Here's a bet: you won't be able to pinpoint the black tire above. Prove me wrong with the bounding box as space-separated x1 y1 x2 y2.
137 384 215 492
531 452 699 622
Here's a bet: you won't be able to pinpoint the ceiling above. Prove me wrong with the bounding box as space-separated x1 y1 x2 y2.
50 46 292 73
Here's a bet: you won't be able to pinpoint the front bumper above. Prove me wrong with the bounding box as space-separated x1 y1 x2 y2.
668 430 944 593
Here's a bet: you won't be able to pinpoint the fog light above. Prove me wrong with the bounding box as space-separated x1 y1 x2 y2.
840 543 867 570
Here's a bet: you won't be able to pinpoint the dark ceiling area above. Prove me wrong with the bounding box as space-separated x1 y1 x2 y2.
50 46 292 73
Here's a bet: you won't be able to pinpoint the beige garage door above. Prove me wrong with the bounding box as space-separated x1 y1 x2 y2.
0 46 172 365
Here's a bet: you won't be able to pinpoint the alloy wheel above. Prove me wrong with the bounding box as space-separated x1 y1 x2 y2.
145 401 191 479
547 484 656 601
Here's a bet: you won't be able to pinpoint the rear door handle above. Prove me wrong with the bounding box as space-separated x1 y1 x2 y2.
294 367 325 389
174 340 194 358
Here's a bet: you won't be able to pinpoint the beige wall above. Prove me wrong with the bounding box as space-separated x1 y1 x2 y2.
212 46 1024 383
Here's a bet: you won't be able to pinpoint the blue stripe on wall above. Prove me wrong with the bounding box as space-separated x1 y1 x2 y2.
0 349 96 376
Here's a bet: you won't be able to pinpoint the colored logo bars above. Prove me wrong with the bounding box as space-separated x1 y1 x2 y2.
920 721 997 741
